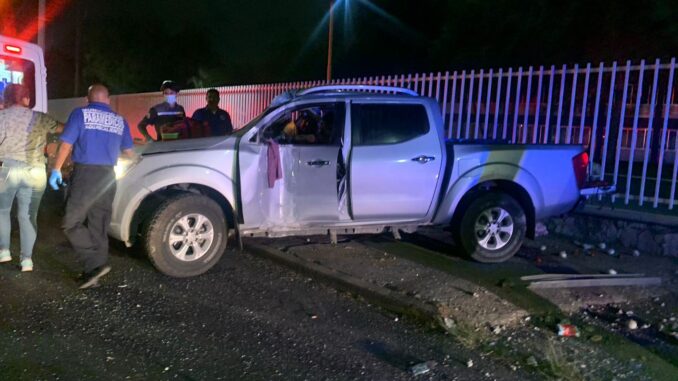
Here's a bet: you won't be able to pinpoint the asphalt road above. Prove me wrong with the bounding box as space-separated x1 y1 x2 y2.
0 197 522 380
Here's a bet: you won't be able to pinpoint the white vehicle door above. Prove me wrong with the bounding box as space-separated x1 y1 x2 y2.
0 36 47 112
348 102 442 221
256 102 346 225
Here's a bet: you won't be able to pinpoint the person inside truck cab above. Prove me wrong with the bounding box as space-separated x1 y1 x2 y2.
282 109 320 144
137 80 186 143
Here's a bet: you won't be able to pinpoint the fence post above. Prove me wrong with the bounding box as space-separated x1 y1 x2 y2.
457 71 466 139
544 65 556 144
624 60 646 205
435 72 442 102
448 71 457 139
493 68 503 139
578 63 591 144
441 71 449 128
600 62 618 182
611 60 632 203
533 66 544 144
428 72 435 97
639 59 661 206
555 64 567 144
523 66 533 143
512 67 523 143
475 69 484 139
588 62 605 174
483 69 493 139
502 68 513 140
656 58 676 208
466 70 475 139
566 64 579 143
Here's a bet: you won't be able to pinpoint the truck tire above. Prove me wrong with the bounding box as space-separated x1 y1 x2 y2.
459 192 526 263
144 193 228 277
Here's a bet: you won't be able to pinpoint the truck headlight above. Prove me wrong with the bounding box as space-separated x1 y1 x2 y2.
114 156 140 179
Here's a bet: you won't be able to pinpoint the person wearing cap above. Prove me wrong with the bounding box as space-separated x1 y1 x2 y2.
0 84 63 272
137 80 186 142
191 88 233 136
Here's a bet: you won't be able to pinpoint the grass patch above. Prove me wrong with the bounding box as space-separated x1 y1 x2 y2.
540 339 585 381
446 319 489 349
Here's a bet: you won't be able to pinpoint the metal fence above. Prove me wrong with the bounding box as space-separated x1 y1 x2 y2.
49 57 678 211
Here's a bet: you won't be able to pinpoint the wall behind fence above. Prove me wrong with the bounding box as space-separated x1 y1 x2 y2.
49 58 678 211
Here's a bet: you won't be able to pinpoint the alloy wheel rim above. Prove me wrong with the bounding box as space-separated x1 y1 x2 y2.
168 213 215 261
473 207 514 251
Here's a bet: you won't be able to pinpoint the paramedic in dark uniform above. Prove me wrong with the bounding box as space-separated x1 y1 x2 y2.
137 80 185 142
49 84 135 289
191 88 233 136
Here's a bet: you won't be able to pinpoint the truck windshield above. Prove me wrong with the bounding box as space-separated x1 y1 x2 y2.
0 55 35 109
232 105 278 138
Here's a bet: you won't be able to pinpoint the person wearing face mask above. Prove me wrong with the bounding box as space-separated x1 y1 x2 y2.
191 88 233 136
137 80 186 143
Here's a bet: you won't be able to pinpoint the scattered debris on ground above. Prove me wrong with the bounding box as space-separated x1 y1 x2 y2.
522 273 662 289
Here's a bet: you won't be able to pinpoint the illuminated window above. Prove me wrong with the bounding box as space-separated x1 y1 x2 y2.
0 55 35 109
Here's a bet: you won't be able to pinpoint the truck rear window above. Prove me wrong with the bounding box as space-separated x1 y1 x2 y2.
351 104 430 146
0 55 36 109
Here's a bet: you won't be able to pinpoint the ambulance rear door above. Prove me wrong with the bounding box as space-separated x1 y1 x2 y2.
0 35 47 112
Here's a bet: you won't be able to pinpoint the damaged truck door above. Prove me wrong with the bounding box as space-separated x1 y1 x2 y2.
239 101 346 228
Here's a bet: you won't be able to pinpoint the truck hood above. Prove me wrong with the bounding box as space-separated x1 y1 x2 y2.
137 136 236 155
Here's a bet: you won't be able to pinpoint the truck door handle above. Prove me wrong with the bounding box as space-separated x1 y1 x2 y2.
306 160 330 167
411 155 435 164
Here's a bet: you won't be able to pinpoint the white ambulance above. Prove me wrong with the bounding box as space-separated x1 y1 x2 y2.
0 35 47 112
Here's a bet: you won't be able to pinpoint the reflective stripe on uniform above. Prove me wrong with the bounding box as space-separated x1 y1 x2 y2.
156 111 184 116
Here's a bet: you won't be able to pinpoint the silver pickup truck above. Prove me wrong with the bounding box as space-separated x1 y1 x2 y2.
110 85 611 277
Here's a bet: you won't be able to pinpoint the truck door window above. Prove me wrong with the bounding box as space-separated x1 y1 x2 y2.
351 104 429 146
260 103 345 145
0 55 35 109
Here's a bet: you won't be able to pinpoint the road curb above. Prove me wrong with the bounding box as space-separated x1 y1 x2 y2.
245 242 443 327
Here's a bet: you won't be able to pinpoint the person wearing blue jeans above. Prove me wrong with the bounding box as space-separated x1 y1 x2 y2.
0 84 62 271
0 160 47 270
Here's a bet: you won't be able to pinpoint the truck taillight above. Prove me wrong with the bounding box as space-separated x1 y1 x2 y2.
572 152 589 189
4 44 22 54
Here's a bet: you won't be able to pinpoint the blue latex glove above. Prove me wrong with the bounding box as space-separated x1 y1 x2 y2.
49 169 63 190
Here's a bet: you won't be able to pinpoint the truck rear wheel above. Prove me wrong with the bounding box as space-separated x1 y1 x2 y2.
458 192 526 263
144 193 228 277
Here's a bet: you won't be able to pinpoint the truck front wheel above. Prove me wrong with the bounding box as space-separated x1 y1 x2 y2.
144 193 228 277
458 192 526 263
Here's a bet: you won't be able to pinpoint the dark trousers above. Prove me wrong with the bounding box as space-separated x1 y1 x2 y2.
62 164 116 273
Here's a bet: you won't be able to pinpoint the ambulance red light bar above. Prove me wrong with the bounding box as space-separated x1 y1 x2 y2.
4 44 22 54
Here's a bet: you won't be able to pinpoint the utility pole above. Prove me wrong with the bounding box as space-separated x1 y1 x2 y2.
38 0 46 49
326 0 334 81
73 3 81 96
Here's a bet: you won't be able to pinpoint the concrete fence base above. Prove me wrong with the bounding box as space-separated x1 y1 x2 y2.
546 214 678 257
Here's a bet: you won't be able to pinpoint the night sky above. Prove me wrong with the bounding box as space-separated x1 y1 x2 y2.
3 0 677 98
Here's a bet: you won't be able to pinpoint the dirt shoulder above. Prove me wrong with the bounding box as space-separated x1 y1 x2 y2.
246 230 678 380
